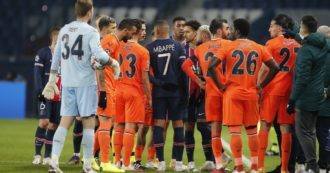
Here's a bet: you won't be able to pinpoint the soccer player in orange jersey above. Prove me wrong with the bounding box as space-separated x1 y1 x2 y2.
92 19 137 172
257 14 301 173
208 19 280 173
181 18 232 173
114 19 152 171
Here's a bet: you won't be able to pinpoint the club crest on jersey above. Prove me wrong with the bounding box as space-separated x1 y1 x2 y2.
105 49 110 54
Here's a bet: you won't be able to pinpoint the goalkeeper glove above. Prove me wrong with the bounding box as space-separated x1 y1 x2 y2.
98 91 107 109
42 73 59 100
286 99 296 114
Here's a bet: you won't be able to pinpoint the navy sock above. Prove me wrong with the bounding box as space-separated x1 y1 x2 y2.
174 127 185 162
185 130 195 162
197 122 213 161
153 126 164 161
35 127 46 155
172 144 176 160
73 120 83 154
44 129 56 158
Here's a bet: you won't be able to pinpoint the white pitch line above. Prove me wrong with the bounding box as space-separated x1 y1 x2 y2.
0 161 66 164
221 138 252 168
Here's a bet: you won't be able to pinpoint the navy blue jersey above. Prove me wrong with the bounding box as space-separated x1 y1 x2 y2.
147 39 187 98
34 47 53 93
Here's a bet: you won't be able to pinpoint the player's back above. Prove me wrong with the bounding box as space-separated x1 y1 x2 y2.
219 39 272 100
57 21 99 87
195 39 231 96
117 41 150 92
263 36 301 96
147 38 186 98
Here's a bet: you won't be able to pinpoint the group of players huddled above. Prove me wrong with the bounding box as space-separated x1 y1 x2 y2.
32 0 330 173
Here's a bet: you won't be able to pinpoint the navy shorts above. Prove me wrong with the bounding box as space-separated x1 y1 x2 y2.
38 101 61 125
187 95 206 122
152 97 184 121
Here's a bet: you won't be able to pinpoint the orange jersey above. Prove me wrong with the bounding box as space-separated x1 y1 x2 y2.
101 34 120 93
217 39 273 100
262 36 301 96
194 39 231 96
116 40 150 93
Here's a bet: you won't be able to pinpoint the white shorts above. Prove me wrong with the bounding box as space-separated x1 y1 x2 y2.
60 85 98 117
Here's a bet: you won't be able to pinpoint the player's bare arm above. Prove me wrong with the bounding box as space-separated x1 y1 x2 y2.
142 71 152 107
258 59 280 89
207 55 226 91
97 70 105 91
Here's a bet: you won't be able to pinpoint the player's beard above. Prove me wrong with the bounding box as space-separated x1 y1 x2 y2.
122 36 129 43
196 40 203 46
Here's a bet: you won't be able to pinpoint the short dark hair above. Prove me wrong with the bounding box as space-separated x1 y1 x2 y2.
50 26 61 33
234 18 250 37
98 16 115 31
118 18 135 31
172 16 186 24
75 0 93 17
209 18 228 35
132 19 143 33
301 15 318 33
184 20 201 31
155 20 169 27
273 14 294 30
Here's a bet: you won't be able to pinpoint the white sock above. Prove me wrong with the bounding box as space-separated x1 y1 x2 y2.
82 129 94 169
51 127 68 164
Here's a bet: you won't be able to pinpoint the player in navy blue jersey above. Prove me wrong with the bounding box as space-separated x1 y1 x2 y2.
146 20 188 172
32 26 61 166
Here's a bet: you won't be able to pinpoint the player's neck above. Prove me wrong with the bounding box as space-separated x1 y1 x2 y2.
115 30 124 41
76 17 89 23
130 37 139 43
174 35 184 42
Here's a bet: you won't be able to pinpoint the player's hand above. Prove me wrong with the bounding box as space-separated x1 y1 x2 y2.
195 78 206 90
98 91 107 110
163 81 178 91
324 88 328 100
42 73 59 100
91 56 105 70
147 99 152 108
37 92 46 102
110 59 120 80
286 99 296 114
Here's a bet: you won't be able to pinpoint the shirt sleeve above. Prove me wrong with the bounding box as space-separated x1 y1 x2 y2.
89 31 110 64
51 33 62 72
261 46 273 62
140 48 150 72
34 50 45 92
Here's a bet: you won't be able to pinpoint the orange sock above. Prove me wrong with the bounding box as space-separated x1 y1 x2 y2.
123 128 136 167
147 146 156 161
98 121 112 163
114 126 124 163
211 132 222 165
246 127 258 170
229 126 243 171
258 129 269 169
93 129 100 155
135 145 144 161
281 132 292 172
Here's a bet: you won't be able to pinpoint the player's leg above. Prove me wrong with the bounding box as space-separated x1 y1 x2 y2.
68 117 83 165
33 101 49 165
258 95 278 171
205 95 223 170
44 101 61 165
113 90 125 167
152 97 167 172
316 116 330 172
243 99 259 172
185 97 196 170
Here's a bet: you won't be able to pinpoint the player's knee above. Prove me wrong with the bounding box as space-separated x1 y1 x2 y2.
153 119 166 128
39 119 49 128
197 122 210 134
48 122 58 130
185 122 195 131
98 121 112 131
280 124 292 134
245 125 258 136
172 120 184 128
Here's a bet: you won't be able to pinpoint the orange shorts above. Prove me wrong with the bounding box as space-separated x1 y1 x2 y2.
260 95 295 124
96 92 116 117
144 106 153 126
115 89 145 124
223 97 259 127
205 93 223 122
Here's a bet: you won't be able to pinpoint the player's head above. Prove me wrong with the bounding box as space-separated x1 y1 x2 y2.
154 20 170 39
209 18 230 39
196 25 211 46
233 18 250 39
269 14 294 38
98 16 116 35
183 20 201 43
118 18 137 42
132 19 147 41
50 26 61 46
317 25 330 39
300 15 318 37
172 16 186 40
75 0 94 24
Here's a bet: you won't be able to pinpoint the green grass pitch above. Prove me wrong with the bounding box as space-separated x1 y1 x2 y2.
0 119 280 172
